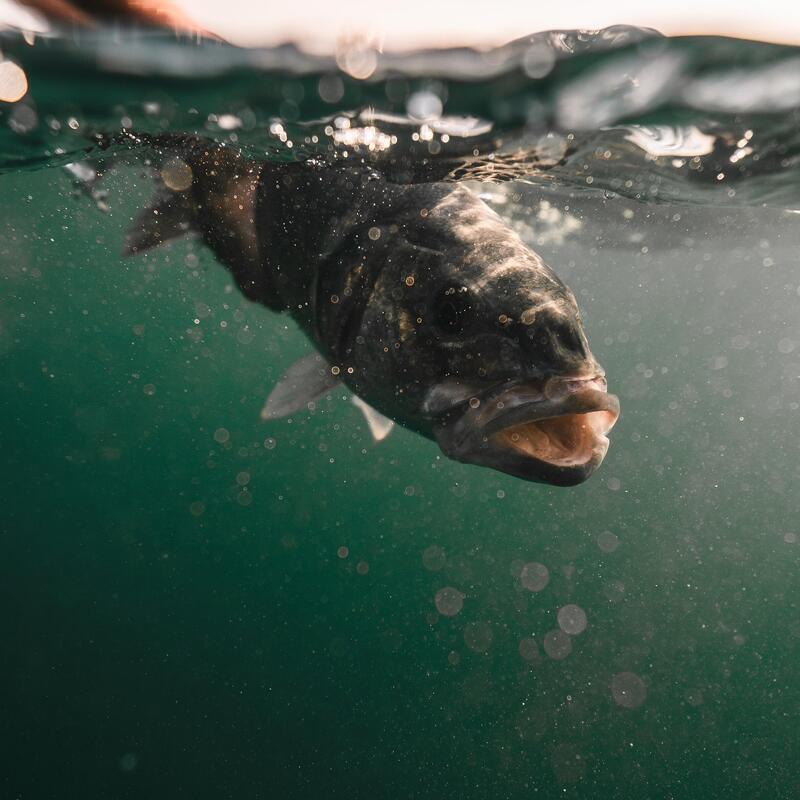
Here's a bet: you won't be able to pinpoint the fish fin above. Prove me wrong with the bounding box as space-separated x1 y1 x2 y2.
261 353 340 420
122 188 195 255
351 395 395 442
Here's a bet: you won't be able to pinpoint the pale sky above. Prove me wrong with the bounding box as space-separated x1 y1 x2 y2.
3 0 800 50
174 0 800 50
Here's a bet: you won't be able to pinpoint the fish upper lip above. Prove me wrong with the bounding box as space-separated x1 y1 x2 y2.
482 375 618 438
434 373 620 484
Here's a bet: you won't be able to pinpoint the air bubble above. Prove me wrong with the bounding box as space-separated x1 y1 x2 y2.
434 586 464 617
611 672 647 708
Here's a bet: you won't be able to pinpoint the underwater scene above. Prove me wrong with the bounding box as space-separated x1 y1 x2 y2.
2 21 800 799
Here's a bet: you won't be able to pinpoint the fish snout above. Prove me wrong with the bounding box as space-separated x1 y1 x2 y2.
517 309 594 374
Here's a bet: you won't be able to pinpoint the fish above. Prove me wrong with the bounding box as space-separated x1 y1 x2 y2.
85 131 619 486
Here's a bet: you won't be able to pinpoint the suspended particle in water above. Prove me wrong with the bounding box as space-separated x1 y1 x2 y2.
189 501 205 517
597 530 620 553
119 752 138 772
447 650 460 666
685 688 704 707
542 628 572 661
367 226 381 241
520 562 550 592
214 427 230 444
518 637 540 662
784 532 798 544
434 586 464 617
337 546 349 559
604 580 626 603
557 604 587 636
422 545 446 571
263 437 277 450
9 103 37 134
607 477 622 491
543 629 572 660
160 157 193 191
318 74 344 104
236 471 251 486
550 742 585 785
142 384 156 396
611 672 647 709
356 561 369 575
463 621 492 652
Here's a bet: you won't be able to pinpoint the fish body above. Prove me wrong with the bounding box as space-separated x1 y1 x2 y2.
114 134 618 485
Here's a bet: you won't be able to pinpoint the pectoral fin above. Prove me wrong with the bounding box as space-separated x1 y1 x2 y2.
261 353 340 420
351 395 395 442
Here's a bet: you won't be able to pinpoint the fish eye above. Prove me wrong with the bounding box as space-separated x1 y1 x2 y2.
432 285 474 335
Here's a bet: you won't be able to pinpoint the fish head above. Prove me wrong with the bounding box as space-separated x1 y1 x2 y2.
324 184 619 485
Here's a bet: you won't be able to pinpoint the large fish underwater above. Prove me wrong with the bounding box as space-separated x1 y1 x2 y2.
78 129 619 486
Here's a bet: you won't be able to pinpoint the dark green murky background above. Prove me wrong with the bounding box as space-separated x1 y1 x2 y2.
3 156 800 798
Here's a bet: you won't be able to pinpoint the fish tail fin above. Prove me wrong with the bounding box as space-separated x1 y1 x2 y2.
72 130 278 307
67 130 204 255
121 169 196 256
110 131 207 256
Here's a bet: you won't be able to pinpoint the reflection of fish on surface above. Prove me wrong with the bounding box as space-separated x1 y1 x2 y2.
76 130 619 486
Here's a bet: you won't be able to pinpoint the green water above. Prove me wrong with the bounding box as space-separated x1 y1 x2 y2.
2 26 800 799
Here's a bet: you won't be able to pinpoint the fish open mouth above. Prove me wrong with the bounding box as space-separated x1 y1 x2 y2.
433 375 620 486
492 408 617 468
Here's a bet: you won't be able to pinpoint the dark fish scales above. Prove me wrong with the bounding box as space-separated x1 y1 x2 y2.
107 133 619 486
